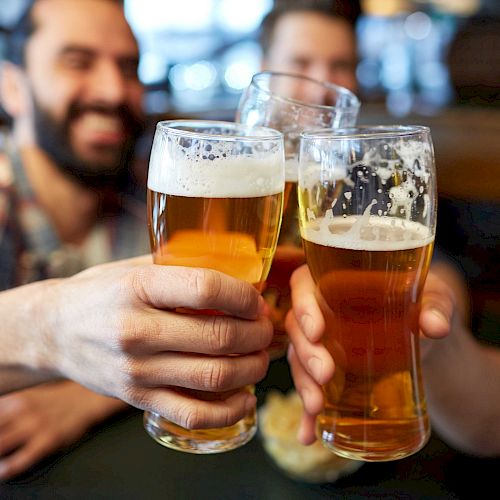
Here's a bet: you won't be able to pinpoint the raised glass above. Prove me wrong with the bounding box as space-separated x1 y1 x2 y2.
237 71 360 358
145 120 285 453
298 126 436 461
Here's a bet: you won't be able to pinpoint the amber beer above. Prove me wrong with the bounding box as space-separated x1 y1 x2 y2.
302 216 433 461
146 150 283 451
148 191 283 286
263 160 305 356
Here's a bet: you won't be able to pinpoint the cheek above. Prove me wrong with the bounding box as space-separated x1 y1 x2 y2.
29 72 81 121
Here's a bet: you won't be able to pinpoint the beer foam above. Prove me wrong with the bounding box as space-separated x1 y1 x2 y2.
285 158 299 183
300 161 347 190
148 153 284 198
300 138 433 222
302 215 434 251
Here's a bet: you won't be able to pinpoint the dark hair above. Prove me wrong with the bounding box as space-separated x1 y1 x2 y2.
259 0 361 54
5 0 125 66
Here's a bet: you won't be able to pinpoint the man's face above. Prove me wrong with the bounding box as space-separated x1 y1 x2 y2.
24 0 144 185
263 11 358 95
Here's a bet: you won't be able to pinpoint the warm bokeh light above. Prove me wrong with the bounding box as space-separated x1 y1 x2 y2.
362 0 411 16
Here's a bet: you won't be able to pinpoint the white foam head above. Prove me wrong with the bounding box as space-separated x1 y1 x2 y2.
148 139 284 198
285 158 299 183
302 215 434 251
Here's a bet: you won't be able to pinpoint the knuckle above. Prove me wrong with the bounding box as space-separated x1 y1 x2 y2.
122 386 151 411
114 314 161 354
198 360 233 391
234 282 256 314
176 402 204 430
188 268 222 308
112 314 138 353
201 316 236 354
128 265 152 301
119 357 148 387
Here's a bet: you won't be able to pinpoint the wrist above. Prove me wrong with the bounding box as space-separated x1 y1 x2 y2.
30 279 65 378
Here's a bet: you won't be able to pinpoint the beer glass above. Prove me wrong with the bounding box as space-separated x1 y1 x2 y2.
237 71 360 358
144 120 284 453
298 126 436 461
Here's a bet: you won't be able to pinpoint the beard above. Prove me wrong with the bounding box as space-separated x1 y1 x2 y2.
33 99 144 190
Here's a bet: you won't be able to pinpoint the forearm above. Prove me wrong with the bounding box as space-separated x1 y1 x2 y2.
0 280 61 394
423 319 500 456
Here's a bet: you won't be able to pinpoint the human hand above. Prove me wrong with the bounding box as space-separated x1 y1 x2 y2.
33 257 272 431
285 264 456 445
0 381 126 481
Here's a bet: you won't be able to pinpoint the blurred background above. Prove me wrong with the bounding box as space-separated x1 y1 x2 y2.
1 0 498 118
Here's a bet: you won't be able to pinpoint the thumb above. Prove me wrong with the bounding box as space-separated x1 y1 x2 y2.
419 289 454 339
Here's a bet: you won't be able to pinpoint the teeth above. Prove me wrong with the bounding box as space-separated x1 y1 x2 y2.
79 113 122 133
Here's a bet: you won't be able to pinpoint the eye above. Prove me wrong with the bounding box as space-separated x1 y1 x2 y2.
331 60 356 73
291 57 310 70
61 53 92 70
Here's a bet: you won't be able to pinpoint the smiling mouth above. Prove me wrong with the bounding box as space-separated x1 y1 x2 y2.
75 112 126 145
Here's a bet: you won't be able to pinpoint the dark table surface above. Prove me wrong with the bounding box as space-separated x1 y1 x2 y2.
1 358 498 499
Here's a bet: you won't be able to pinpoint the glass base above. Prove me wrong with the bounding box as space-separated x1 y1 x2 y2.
320 426 430 462
144 410 257 454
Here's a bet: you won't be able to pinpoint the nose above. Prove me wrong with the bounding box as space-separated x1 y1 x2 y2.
308 62 331 86
86 58 127 106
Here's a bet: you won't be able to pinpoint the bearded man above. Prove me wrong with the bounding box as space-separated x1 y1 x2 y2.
0 0 149 479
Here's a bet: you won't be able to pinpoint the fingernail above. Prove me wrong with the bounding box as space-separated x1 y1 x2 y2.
300 314 314 338
430 308 450 325
307 356 323 381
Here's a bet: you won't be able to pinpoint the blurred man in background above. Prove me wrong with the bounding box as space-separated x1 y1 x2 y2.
259 0 360 93
0 0 148 480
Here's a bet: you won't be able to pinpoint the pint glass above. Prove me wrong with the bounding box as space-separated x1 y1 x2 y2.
144 120 284 453
237 71 360 358
298 126 436 461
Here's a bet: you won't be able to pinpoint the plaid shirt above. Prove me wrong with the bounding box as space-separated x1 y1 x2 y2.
0 145 150 290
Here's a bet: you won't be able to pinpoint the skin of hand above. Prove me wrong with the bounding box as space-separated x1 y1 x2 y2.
0 381 126 481
1 256 273 433
285 264 455 445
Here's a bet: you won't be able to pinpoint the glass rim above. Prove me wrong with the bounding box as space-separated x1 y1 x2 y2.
300 125 430 141
249 71 361 113
156 119 283 142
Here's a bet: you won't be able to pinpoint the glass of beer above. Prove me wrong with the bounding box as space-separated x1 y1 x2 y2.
298 126 437 461
144 120 284 453
237 71 360 358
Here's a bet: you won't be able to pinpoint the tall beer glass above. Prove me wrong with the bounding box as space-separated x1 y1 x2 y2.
145 120 285 453
298 126 436 461
237 71 360 358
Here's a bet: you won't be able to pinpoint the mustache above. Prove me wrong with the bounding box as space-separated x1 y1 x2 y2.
32 98 144 190
65 102 144 136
